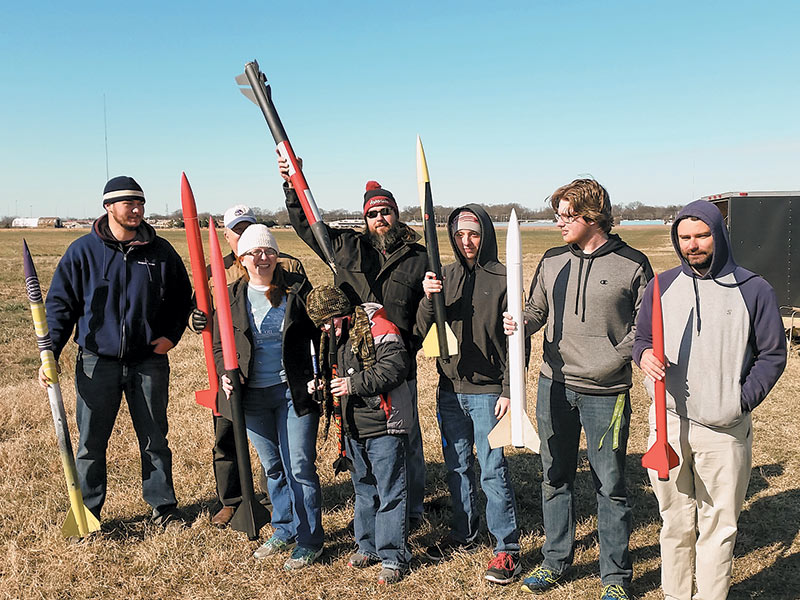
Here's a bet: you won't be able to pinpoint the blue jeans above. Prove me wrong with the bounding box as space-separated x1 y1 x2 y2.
242 383 323 550
437 389 520 554
537 376 632 586
74 349 176 519
346 434 410 570
406 378 426 519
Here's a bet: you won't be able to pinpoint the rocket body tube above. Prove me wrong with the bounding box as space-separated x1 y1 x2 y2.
180 173 219 413
208 219 268 539
23 240 100 537
641 273 680 480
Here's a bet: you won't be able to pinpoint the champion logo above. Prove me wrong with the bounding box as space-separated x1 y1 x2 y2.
600 279 608 285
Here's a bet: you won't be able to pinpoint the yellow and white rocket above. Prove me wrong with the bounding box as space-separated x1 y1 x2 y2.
23 240 100 537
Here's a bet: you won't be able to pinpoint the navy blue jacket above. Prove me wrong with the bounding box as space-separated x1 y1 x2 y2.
46 216 192 361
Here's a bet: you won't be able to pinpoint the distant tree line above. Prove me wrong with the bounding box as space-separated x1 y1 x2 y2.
3 201 683 229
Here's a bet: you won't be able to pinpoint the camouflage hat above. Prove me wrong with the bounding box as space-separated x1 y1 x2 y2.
306 285 352 327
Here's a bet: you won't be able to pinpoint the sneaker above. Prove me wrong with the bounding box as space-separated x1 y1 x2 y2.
253 535 295 559
520 565 564 593
601 584 631 600
348 552 378 568
484 552 522 585
377 566 405 585
284 546 323 570
424 536 480 562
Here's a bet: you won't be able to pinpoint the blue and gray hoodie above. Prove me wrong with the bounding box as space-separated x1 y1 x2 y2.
632 200 786 428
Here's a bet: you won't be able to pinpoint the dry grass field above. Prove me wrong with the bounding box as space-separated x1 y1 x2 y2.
1 225 798 600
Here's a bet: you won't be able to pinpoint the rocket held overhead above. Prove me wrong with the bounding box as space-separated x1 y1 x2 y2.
487 209 540 453
416 136 457 362
23 240 101 538
180 173 219 413
235 60 336 273
640 273 680 481
208 219 269 540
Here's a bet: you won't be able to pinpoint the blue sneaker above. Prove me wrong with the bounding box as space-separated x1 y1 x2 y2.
284 545 323 570
520 565 564 593
600 584 631 600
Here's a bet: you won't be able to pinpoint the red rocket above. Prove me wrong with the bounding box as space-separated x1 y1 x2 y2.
180 173 218 414
208 218 269 540
641 274 680 481
235 60 337 273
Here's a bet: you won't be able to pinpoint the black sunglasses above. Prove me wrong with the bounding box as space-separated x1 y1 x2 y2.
366 207 393 219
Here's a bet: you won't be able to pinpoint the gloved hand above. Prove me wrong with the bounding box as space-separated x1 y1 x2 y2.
191 308 208 332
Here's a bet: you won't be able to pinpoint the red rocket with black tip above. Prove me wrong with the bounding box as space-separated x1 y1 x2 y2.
180 173 219 414
208 218 269 540
641 273 680 481
235 60 337 273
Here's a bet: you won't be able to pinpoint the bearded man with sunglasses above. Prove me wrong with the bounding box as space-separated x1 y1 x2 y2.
279 157 428 527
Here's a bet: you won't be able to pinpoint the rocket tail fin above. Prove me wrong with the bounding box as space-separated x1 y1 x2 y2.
62 505 101 538
421 323 458 358
238 87 258 105
641 440 680 481
488 412 540 454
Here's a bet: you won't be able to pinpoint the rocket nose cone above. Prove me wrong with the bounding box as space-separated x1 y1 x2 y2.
22 239 36 280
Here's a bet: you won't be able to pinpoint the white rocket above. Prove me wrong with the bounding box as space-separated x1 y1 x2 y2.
488 209 540 453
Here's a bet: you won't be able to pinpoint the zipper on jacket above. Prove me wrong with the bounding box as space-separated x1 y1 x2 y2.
119 246 130 358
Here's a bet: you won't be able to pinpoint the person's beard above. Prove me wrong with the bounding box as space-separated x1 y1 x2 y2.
683 251 713 272
366 221 405 253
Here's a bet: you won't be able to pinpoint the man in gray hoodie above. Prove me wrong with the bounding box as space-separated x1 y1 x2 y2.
505 179 651 600
633 200 786 600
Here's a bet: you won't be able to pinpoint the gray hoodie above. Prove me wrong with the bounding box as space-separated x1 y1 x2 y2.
524 233 652 393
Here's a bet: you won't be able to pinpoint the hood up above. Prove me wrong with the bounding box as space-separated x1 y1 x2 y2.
671 199 736 279
446 204 503 274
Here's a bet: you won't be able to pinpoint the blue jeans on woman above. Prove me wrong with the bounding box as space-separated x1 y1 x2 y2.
536 376 632 587
242 383 323 551
437 389 520 554
346 433 410 571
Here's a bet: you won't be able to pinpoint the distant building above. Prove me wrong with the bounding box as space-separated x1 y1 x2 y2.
11 217 63 228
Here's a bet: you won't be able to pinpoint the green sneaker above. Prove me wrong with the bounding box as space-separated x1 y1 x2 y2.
284 546 323 570
520 565 564 593
600 584 631 600
253 535 295 559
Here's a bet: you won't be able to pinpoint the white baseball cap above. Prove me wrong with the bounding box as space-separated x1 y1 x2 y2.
223 204 257 229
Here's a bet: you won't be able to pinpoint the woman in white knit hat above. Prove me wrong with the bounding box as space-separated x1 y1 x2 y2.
212 224 323 569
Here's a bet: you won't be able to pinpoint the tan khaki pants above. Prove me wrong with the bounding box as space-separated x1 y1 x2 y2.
648 406 752 600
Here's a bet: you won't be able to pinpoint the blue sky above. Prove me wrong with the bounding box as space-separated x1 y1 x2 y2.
2 1 799 218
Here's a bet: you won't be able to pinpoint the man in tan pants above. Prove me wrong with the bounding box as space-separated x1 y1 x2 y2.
633 200 786 599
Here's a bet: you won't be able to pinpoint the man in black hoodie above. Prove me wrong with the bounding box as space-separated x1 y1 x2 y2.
416 206 522 585
505 179 652 600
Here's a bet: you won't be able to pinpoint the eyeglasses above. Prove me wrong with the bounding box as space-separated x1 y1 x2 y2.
366 207 393 219
554 212 581 224
243 248 277 258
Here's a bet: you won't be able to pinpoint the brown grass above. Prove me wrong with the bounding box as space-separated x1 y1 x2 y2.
1 226 798 599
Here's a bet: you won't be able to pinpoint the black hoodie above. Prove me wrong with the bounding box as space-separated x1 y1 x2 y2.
415 205 511 397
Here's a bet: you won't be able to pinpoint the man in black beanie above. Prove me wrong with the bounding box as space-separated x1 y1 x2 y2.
39 176 192 527
278 157 429 528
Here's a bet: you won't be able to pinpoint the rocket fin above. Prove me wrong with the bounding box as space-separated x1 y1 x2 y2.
238 87 258 105
488 412 540 453
62 505 101 538
422 323 459 358
487 412 511 449
234 72 249 85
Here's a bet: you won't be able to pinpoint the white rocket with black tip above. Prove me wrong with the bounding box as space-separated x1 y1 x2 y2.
488 210 540 452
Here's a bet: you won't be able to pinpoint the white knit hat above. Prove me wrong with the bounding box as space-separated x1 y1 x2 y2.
223 204 257 229
237 224 279 256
